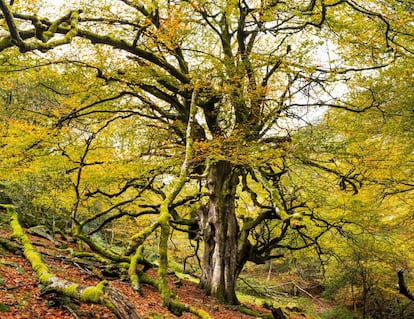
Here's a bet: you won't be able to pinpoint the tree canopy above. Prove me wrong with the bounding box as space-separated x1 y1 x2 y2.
0 0 413 317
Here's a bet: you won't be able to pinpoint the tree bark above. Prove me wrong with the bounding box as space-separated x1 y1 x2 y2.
0 204 142 319
198 160 240 304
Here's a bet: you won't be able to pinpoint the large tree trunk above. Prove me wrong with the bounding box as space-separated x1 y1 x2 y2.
198 161 240 304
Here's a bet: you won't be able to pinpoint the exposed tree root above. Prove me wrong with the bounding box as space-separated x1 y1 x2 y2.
0 235 22 253
0 204 142 319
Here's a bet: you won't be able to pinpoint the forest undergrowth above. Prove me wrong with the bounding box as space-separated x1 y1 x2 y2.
0 218 329 319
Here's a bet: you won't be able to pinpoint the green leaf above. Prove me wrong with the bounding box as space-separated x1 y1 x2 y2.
0 303 9 312
15 266 25 274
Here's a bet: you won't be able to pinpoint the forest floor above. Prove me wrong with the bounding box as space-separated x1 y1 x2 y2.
0 223 323 319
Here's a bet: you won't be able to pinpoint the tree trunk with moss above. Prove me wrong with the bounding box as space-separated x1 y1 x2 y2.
198 161 241 304
0 204 141 319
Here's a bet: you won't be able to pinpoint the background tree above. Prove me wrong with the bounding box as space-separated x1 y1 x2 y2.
301 51 414 318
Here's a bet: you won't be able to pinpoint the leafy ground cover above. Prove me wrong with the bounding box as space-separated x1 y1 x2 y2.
0 224 284 319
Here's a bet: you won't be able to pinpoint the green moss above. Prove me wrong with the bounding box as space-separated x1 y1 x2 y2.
80 281 106 303
72 251 110 264
6 207 24 239
236 305 273 318
64 284 80 298
33 263 50 276
127 222 159 255
3 205 52 279
25 249 41 260
128 246 142 291
117 262 130 269
188 306 212 319
76 232 128 263
139 271 158 288
26 251 44 267
166 299 185 316
130 273 139 290
131 224 156 244
0 204 14 211
2 205 131 317
158 206 172 306
39 273 54 283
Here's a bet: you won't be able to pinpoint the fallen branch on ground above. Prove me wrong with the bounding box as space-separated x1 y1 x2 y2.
0 204 142 319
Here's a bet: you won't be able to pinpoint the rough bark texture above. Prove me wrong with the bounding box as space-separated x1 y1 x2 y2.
199 161 240 304
106 288 143 319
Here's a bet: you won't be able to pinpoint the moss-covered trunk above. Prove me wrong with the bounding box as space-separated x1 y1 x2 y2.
0 204 141 319
198 161 240 304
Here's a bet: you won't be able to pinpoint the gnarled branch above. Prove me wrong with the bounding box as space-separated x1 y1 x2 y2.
398 270 414 301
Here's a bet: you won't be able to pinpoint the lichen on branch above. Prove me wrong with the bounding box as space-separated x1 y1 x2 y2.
0 0 80 52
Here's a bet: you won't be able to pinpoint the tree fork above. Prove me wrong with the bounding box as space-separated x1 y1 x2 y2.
125 221 159 255
124 221 161 291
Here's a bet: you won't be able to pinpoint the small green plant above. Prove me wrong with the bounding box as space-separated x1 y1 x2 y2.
0 302 9 312
9 261 25 274
15 266 25 274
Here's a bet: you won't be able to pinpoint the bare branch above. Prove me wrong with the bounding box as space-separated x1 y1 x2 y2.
398 270 414 301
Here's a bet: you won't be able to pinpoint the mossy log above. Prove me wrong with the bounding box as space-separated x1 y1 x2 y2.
1 204 141 319
0 235 22 253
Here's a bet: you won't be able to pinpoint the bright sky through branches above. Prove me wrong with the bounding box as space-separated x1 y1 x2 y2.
38 0 76 15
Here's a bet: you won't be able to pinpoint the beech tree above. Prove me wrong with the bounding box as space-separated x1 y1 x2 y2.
1 0 413 307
